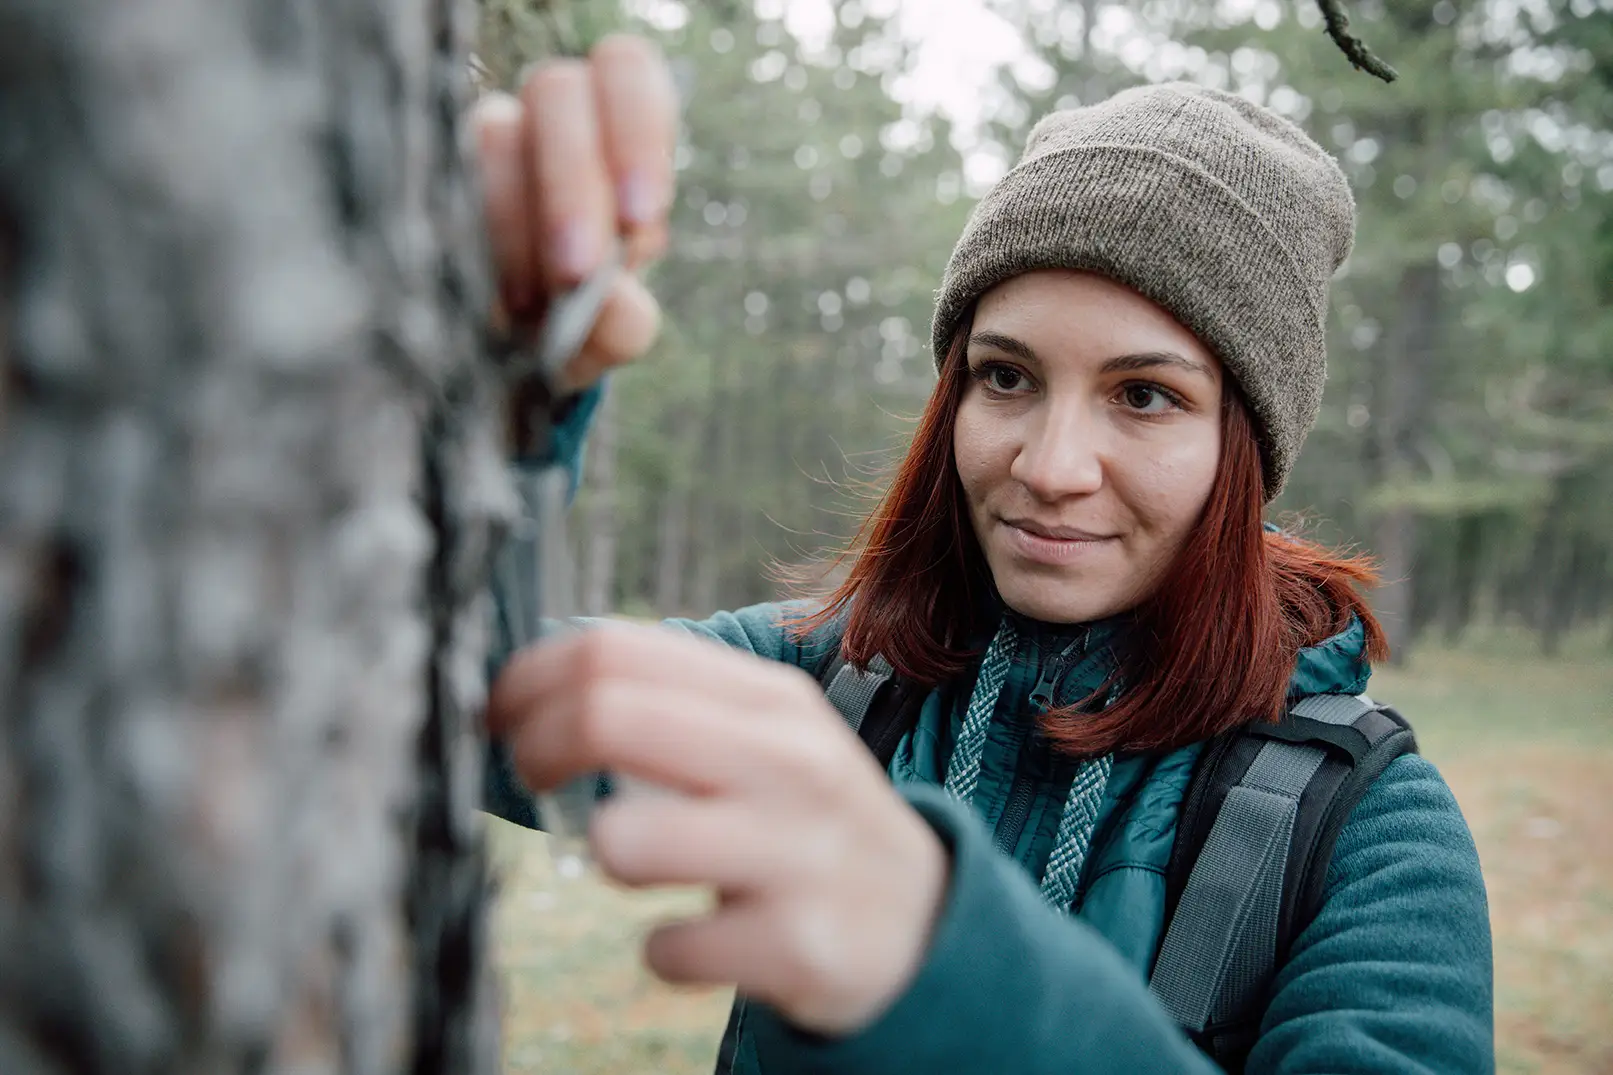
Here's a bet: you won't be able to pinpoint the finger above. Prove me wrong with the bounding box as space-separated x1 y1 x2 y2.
486 624 658 738
641 896 771 990
644 897 828 1015
590 794 793 890
621 220 669 273
469 92 537 313
490 625 825 734
559 273 661 392
520 59 613 289
504 676 821 798
590 35 677 237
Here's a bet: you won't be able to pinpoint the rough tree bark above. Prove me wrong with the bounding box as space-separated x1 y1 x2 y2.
0 1 511 1073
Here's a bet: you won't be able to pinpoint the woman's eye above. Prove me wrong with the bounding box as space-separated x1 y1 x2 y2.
1120 383 1177 414
978 363 1026 393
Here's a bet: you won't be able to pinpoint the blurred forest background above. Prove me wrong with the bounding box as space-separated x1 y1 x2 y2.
474 0 1613 662
471 1 1613 1073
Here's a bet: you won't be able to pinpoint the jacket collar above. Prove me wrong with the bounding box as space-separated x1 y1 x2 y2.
1287 613 1373 699
986 600 1372 702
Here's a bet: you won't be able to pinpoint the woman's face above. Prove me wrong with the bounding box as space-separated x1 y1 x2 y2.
953 270 1225 625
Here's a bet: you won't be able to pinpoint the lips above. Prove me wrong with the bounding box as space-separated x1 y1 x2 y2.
1000 518 1113 542
997 517 1118 567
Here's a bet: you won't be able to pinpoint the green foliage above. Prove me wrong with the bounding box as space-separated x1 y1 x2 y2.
479 0 1613 652
480 0 972 612
1361 476 1552 515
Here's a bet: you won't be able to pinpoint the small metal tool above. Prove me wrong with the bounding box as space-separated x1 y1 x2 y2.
496 249 625 877
498 245 625 393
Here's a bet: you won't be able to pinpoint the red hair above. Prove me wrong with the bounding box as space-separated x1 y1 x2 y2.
791 320 1388 758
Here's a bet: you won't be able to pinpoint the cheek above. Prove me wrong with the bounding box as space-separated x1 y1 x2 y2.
951 401 1009 501
1127 426 1221 536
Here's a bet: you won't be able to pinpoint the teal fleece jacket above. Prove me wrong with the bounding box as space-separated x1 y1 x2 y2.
485 385 1495 1074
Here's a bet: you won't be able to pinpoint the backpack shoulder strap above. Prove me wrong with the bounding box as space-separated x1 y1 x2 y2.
816 648 925 771
818 650 893 733
1279 694 1418 937
1149 693 1417 1069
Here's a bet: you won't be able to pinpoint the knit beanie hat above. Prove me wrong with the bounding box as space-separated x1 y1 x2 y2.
931 82 1355 499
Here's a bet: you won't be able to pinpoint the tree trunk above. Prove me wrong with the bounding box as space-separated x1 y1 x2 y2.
1372 511 1418 660
1540 528 1594 659
1528 481 1571 657
1440 514 1485 646
654 481 690 617
689 356 734 616
1583 543 1611 639
1368 262 1441 662
0 2 505 1073
653 411 695 616
580 388 619 617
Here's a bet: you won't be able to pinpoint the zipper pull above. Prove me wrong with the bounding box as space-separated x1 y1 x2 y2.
1029 628 1088 712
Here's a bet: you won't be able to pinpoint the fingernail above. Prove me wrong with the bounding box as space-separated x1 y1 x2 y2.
475 91 522 124
553 219 599 281
618 172 662 226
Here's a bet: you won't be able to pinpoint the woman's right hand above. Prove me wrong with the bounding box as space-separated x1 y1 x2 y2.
469 34 679 394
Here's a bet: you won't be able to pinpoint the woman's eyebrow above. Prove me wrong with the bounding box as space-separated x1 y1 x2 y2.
1101 351 1215 379
967 331 1040 364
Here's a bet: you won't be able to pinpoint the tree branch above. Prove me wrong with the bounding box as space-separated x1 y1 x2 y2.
1317 0 1398 83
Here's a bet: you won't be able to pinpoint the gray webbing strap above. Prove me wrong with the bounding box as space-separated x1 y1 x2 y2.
1149 694 1377 1031
823 654 893 733
1290 691 1376 725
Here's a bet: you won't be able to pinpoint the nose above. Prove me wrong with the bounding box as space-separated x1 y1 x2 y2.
1008 400 1105 502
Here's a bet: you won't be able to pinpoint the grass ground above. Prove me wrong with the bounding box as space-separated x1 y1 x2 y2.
489 639 1613 1074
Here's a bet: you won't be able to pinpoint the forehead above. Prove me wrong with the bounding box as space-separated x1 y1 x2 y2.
972 270 1215 368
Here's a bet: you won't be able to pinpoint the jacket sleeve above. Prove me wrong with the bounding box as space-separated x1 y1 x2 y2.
745 755 1492 1075
658 600 840 673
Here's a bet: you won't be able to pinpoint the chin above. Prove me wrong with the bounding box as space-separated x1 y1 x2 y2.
995 572 1126 625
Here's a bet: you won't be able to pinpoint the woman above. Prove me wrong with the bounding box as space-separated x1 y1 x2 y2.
473 36 1493 1075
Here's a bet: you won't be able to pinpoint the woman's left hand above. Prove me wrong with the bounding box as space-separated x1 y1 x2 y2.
485 625 951 1036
